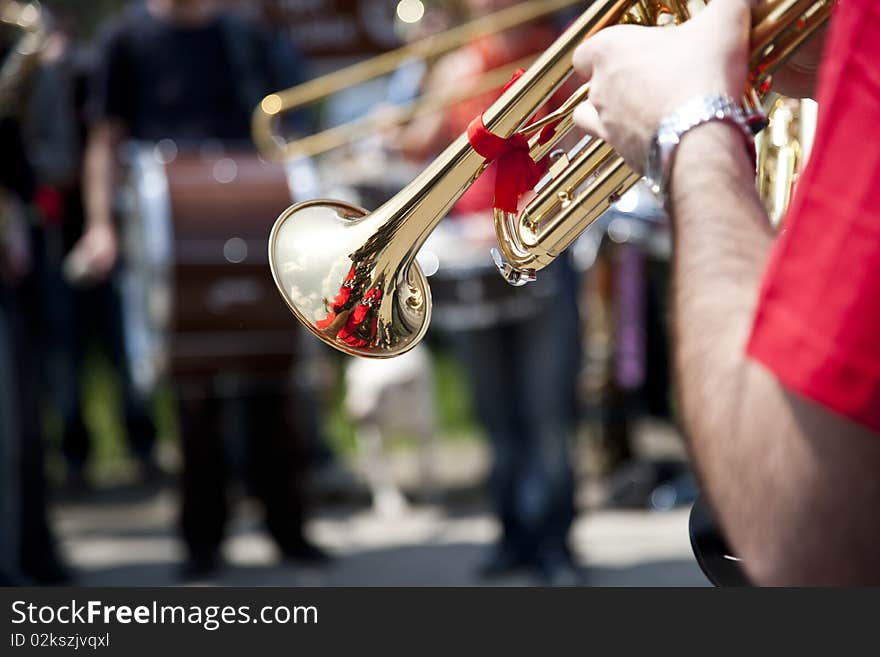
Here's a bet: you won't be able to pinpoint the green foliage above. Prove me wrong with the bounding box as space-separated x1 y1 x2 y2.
71 351 176 482
319 348 478 457
433 349 477 437
81 348 127 469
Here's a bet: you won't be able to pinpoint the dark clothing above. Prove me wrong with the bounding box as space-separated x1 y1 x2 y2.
2 289 68 584
40 261 156 469
1 118 67 583
448 258 580 563
88 6 292 142
24 44 160 473
179 390 309 560
0 117 34 199
87 5 314 562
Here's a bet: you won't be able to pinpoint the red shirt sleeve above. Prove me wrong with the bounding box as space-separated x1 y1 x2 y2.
746 0 880 432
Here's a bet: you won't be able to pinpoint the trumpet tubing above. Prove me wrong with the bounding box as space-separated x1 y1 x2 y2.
757 96 818 227
268 0 834 358
267 55 537 160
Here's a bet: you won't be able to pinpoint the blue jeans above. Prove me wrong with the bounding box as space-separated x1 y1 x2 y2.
449 258 580 560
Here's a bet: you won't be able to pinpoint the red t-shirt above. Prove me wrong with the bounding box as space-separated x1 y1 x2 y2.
747 0 880 432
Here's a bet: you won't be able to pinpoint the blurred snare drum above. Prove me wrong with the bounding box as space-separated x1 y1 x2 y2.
119 144 302 392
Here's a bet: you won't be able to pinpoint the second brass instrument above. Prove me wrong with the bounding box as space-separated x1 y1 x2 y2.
253 0 584 161
268 0 833 359
757 96 818 227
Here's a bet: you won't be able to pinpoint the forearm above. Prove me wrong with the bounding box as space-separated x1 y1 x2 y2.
82 126 120 232
669 123 880 585
568 0 880 586
669 124 780 575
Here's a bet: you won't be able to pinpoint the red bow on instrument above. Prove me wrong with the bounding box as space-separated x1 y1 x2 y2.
467 69 556 214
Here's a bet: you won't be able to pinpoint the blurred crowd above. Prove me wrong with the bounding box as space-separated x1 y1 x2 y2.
0 0 688 587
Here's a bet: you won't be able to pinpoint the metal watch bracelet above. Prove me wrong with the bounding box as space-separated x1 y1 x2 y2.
644 94 756 208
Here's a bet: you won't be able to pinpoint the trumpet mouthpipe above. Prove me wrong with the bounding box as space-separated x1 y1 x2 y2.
479 1 630 138
494 0 834 284
752 0 818 44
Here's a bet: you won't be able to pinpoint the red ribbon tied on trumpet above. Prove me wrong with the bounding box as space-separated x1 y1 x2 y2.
467 68 555 214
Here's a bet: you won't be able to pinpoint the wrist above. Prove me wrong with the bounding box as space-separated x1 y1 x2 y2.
87 219 115 235
670 121 757 210
644 94 755 209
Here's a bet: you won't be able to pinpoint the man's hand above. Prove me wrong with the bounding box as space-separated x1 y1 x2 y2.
64 222 118 285
572 0 751 171
73 120 125 285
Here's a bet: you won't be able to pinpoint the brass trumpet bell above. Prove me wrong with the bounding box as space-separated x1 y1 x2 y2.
269 199 432 358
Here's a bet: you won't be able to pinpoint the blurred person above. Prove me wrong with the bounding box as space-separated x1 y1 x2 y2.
398 0 582 584
0 1 70 583
0 112 69 584
572 0 880 584
70 0 326 578
23 10 159 489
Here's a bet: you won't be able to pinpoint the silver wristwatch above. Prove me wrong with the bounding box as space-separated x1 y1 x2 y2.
644 94 755 208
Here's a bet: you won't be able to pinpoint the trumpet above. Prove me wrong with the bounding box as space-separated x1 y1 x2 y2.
268 0 834 359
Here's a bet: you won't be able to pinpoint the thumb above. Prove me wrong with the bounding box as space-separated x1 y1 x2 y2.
573 100 606 141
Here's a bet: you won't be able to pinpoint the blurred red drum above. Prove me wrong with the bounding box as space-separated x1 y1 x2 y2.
119 145 302 393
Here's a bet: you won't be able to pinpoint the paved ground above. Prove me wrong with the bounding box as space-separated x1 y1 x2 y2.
55 491 707 587
52 436 709 587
